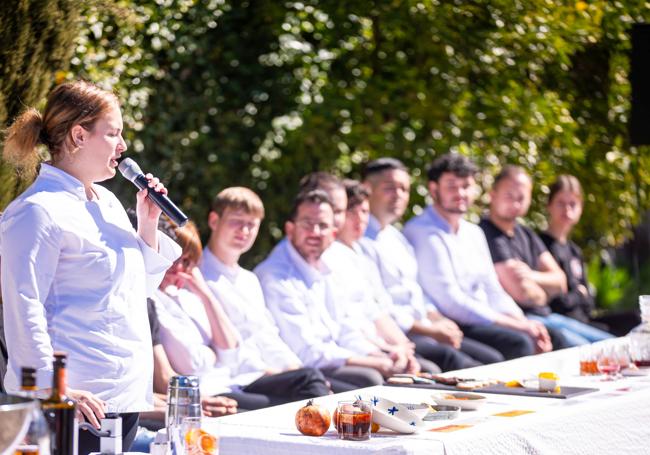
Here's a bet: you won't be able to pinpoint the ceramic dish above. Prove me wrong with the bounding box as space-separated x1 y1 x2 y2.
399 403 431 420
423 404 461 421
432 392 487 410
355 395 425 434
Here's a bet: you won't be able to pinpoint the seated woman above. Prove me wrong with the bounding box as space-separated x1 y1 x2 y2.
150 219 331 410
540 175 636 338
130 299 238 452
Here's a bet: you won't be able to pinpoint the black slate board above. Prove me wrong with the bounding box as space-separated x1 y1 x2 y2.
385 381 599 399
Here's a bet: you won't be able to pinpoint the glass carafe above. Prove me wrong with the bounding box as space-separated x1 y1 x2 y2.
628 295 650 367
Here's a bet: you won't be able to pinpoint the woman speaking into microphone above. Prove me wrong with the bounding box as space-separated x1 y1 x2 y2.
0 80 181 453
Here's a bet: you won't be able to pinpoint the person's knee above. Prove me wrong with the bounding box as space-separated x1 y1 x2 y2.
507 331 535 358
442 347 481 371
300 367 327 382
361 368 384 386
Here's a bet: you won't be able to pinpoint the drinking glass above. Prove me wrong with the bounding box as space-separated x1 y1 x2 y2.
579 344 598 376
596 344 623 381
336 400 372 441
181 416 218 454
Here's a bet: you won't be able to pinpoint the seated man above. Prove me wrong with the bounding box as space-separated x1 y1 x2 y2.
152 220 330 410
479 165 597 347
361 157 503 369
300 173 438 374
255 190 403 391
199 187 303 375
403 154 552 359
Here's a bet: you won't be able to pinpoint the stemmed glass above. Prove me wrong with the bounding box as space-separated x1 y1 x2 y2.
596 343 628 381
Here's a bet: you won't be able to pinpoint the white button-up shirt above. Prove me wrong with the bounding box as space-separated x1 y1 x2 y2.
152 287 264 397
199 248 301 371
361 215 436 331
254 239 377 370
403 206 524 326
322 241 390 345
0 164 180 412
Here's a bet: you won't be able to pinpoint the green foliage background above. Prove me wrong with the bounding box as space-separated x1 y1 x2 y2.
2 1 650 297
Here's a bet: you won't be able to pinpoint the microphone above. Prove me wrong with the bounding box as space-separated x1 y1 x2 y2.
118 157 189 227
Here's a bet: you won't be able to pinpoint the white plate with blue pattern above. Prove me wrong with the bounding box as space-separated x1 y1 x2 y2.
355 394 425 434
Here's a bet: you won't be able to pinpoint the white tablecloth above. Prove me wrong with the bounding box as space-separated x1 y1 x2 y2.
205 347 650 454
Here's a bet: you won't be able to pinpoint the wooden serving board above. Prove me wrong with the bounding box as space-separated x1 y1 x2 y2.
385 381 598 399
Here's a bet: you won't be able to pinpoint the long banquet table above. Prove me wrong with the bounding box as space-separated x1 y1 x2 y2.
204 345 650 454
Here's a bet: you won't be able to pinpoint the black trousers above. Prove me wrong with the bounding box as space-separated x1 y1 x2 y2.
77 412 139 455
409 334 482 371
459 337 505 364
222 367 330 411
460 324 536 360
592 310 640 337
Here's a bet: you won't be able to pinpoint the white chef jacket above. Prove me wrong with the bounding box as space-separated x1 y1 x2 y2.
254 239 377 370
0 163 180 412
321 241 388 345
199 248 301 371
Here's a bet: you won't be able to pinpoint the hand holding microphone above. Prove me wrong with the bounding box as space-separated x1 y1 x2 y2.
118 158 189 227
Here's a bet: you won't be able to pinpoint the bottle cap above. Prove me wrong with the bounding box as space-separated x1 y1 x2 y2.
53 352 68 365
168 375 199 388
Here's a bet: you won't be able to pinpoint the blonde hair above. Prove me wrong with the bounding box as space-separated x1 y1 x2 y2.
211 187 265 219
2 81 118 177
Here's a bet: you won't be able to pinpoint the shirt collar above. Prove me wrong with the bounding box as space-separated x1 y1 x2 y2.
39 163 91 201
202 247 240 281
365 214 382 239
427 205 454 233
285 238 330 284
482 216 515 238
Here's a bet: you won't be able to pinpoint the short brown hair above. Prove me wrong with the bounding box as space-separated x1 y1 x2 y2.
493 165 530 188
299 171 344 194
211 187 265 219
548 175 583 204
2 80 119 177
343 179 369 209
288 189 332 221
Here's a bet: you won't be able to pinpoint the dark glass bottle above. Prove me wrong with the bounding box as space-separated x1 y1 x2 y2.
41 353 77 455
14 367 50 455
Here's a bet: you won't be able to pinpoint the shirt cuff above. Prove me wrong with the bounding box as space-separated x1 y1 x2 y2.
216 347 241 367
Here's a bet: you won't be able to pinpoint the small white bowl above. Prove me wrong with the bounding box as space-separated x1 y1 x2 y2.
424 404 461 421
355 395 425 434
399 403 431 420
432 392 487 410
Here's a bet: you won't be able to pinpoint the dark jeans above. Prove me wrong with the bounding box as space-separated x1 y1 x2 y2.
77 412 139 455
321 365 384 393
460 324 535 360
408 334 483 371
546 325 573 350
459 337 505 364
222 367 329 411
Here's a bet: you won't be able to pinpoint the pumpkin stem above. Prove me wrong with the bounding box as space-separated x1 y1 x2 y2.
306 399 314 406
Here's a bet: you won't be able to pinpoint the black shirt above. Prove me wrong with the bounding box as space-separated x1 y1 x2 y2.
538 232 595 323
479 217 551 316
